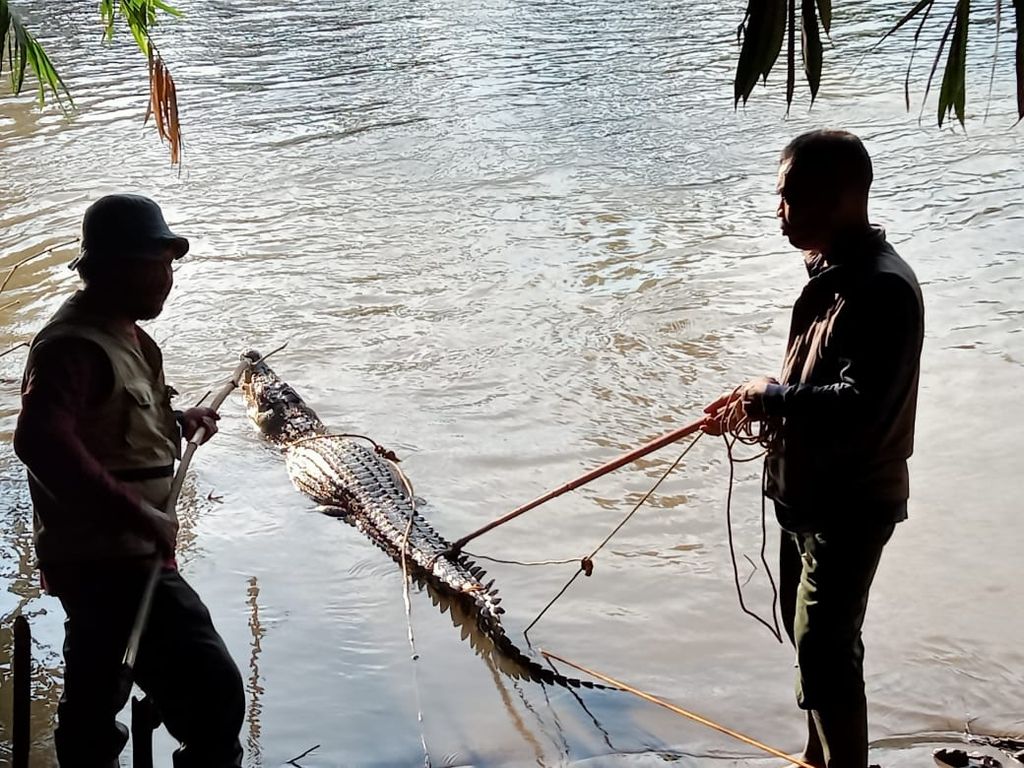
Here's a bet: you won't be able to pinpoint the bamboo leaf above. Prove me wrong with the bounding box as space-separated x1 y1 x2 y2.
786 0 796 112
151 0 183 18
875 0 937 50
120 0 151 56
734 0 787 105
923 6 959 123
904 0 936 110
802 0 823 102
762 0 787 80
1015 0 1024 120
816 0 832 35
985 0 1002 120
938 0 969 126
99 0 116 41
0 1 10 80
5 12 67 107
735 0 765 104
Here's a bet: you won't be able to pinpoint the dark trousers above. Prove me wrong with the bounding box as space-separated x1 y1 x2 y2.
779 522 895 768
44 562 244 768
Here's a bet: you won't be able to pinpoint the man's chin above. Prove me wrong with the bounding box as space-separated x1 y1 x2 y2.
784 231 814 250
133 304 166 321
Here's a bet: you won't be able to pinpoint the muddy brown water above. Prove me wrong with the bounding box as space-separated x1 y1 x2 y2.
1 1 1022 766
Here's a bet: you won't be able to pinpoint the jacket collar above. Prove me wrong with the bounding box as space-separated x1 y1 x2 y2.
804 225 887 280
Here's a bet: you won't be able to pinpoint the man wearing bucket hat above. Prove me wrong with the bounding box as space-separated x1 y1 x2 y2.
14 195 244 767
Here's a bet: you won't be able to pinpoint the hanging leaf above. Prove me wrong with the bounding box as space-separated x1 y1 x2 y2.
786 0 796 112
984 0 1002 120
99 0 116 41
144 45 182 164
0 2 9 65
874 0 937 50
734 0 787 105
903 0 936 110
816 0 832 35
802 0 824 102
937 0 970 126
1 3 72 107
1015 0 1024 120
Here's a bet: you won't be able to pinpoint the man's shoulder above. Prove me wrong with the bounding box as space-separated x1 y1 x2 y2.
863 237 922 300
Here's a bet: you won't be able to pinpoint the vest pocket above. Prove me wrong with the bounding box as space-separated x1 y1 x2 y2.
123 379 174 457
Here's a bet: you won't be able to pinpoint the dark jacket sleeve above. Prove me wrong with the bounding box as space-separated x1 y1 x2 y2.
761 274 922 424
14 338 148 526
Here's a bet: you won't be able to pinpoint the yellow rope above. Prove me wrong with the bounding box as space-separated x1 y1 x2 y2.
542 650 815 768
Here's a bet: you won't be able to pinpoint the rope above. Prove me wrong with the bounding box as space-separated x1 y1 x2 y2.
541 650 815 768
523 432 703 637
718 388 783 643
389 457 432 768
462 551 581 568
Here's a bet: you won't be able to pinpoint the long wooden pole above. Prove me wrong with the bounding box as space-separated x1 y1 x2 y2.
447 417 708 555
121 357 252 675
542 650 814 768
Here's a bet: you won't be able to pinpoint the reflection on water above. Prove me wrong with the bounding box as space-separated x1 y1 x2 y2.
1 0 1023 765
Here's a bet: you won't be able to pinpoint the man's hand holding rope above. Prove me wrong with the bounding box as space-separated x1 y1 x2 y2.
701 376 778 436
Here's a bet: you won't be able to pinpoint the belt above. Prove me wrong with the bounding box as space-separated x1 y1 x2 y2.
110 465 175 482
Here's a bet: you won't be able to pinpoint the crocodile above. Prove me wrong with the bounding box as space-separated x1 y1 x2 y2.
239 350 605 690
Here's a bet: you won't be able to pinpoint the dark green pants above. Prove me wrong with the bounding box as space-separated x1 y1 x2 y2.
779 521 895 768
44 562 244 768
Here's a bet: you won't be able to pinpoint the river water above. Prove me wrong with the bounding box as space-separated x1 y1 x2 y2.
1 1 1022 766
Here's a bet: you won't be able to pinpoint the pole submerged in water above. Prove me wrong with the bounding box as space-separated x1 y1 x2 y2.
13 614 31 768
542 650 815 768
446 417 708 556
120 355 256 693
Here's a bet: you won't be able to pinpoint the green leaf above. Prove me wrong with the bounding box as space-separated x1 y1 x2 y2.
937 0 969 126
816 0 831 35
802 0 823 102
903 0 935 111
984 0 1002 120
100 0 117 41
0 1 11 81
1015 0 1024 120
762 0 787 80
2 6 73 108
151 0 183 18
875 0 936 50
786 0 796 112
734 0 787 105
119 0 151 55
922 5 958 123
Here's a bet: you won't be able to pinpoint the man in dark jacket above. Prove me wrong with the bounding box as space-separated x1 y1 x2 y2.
14 195 244 767
704 131 924 768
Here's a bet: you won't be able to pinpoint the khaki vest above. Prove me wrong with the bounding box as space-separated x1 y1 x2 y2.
25 292 181 564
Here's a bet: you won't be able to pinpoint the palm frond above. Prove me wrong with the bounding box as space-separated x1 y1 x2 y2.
0 1 72 108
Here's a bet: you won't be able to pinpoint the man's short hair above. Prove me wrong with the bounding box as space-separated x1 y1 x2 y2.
781 130 873 196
